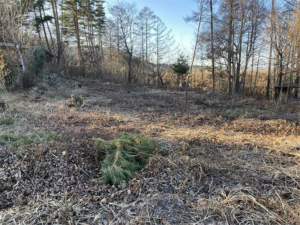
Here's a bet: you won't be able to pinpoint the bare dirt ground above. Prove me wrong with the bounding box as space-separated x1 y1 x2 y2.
0 76 300 225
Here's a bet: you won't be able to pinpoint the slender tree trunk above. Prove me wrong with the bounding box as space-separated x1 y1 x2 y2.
210 0 215 93
72 2 85 77
34 10 43 43
185 0 203 112
231 21 236 109
100 39 104 60
128 53 132 83
278 53 283 87
252 47 262 95
235 0 245 93
286 45 294 102
241 22 256 92
227 0 234 94
42 5 55 54
241 4 257 92
109 30 112 60
250 46 255 94
156 35 159 86
16 44 25 90
51 0 62 69
266 0 275 100
242 33 251 91
119 16 133 83
296 8 300 98
117 18 120 63
201 51 204 86
146 20 149 84
295 46 300 98
141 24 145 83
232 45 236 108
39 6 51 52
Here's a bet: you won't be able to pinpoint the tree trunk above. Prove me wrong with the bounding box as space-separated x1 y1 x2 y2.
253 49 261 96
249 46 255 94
146 19 150 84
16 44 25 90
278 53 283 87
128 53 132 83
295 46 300 98
235 0 245 93
141 23 145 83
266 0 275 100
43 6 55 54
51 0 62 70
156 23 159 85
39 6 51 53
34 10 43 44
210 0 215 93
227 0 234 94
241 23 256 92
72 2 85 77
185 0 203 112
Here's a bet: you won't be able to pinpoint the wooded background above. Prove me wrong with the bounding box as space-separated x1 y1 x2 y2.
0 0 299 100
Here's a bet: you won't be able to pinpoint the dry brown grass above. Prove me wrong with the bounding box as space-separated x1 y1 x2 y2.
0 77 300 224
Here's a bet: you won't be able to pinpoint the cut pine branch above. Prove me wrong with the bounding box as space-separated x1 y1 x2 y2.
94 134 156 185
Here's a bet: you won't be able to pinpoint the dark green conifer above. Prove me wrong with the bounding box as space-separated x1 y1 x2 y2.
171 55 189 86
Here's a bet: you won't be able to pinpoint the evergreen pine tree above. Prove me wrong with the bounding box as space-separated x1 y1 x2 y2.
60 0 105 76
171 55 189 87
61 0 86 76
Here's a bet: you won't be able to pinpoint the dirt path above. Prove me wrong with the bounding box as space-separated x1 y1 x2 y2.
1 78 300 224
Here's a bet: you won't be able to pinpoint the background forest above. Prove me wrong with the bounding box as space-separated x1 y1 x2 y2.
0 0 300 101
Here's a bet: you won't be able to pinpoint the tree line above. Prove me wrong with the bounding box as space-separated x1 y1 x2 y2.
0 0 299 101
0 0 179 88
187 0 300 100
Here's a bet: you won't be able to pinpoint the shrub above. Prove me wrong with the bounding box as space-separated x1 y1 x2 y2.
23 46 45 87
26 46 45 77
94 134 156 185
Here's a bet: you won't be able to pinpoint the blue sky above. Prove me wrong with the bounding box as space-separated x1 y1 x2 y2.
105 0 198 55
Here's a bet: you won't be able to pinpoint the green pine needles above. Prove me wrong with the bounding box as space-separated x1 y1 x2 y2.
94 134 156 185
0 131 60 147
171 55 189 75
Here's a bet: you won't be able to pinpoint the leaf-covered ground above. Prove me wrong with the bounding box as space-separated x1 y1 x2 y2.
0 76 300 224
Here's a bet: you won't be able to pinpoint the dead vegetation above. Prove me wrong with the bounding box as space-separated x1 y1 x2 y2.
0 77 300 224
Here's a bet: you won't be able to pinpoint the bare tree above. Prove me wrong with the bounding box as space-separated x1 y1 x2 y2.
0 0 33 89
136 7 156 84
153 17 175 86
266 0 275 99
109 1 137 83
